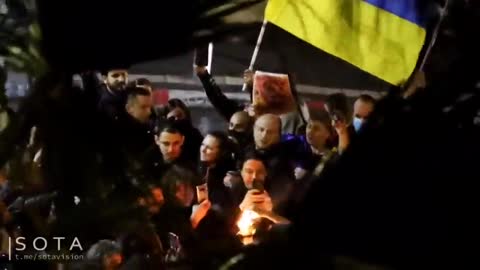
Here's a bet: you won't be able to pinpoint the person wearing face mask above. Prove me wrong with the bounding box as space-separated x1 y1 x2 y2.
194 65 254 143
163 99 203 164
226 111 254 168
353 94 376 132
194 64 253 122
227 111 253 147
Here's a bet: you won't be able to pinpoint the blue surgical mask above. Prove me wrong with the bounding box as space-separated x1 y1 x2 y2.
353 117 363 132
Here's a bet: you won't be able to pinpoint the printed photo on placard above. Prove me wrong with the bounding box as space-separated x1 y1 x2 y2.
252 71 295 115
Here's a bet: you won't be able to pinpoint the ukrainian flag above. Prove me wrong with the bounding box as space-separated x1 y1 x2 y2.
265 0 427 86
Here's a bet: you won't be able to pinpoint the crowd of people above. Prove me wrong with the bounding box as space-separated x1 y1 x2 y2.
0 65 376 269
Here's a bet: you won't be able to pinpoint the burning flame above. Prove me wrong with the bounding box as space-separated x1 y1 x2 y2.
237 209 260 236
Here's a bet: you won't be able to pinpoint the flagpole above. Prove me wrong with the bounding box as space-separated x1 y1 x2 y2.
419 0 450 71
404 1 449 98
242 19 268 91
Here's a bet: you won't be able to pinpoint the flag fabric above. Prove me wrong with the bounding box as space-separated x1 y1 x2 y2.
265 0 427 86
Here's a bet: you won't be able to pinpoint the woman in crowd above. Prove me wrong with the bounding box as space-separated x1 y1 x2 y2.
198 131 236 209
162 99 203 164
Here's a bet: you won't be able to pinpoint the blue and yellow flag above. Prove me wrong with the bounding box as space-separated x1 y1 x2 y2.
265 0 427 85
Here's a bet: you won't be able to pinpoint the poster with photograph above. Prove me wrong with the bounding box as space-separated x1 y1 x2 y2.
252 71 295 115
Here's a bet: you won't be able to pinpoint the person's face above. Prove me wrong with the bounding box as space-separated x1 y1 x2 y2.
229 112 250 133
253 116 280 149
306 120 330 149
175 182 194 207
353 99 374 120
126 95 153 124
156 131 184 162
105 70 128 91
241 159 267 189
167 107 187 121
200 135 221 164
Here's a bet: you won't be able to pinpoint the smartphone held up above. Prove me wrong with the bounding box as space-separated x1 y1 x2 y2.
196 183 208 203
251 179 264 193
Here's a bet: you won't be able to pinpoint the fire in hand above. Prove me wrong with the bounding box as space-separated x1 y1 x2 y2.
237 210 260 245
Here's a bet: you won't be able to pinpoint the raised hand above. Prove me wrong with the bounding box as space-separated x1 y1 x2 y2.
191 199 212 228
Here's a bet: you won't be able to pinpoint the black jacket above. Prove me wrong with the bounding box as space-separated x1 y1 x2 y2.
197 71 250 121
98 86 128 121
182 126 203 165
244 142 296 212
142 146 197 183
117 114 156 166
80 72 128 121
